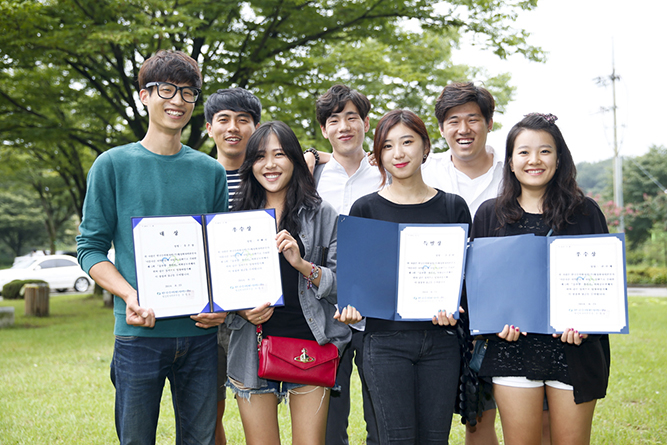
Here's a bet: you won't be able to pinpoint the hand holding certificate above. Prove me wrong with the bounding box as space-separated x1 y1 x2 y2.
549 235 627 333
465 233 629 335
132 209 283 319
337 215 468 321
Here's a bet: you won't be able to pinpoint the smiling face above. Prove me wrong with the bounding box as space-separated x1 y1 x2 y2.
140 81 195 135
440 102 492 163
206 110 259 167
510 129 558 196
320 101 370 158
380 123 429 182
252 133 294 201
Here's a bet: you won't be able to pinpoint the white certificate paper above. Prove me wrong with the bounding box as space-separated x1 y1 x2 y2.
396 226 467 320
133 216 210 319
132 210 282 318
205 211 283 312
549 235 627 333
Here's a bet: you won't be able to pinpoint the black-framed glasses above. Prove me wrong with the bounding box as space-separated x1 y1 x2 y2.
144 81 201 103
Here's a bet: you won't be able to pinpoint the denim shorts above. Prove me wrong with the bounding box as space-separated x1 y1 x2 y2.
226 377 310 403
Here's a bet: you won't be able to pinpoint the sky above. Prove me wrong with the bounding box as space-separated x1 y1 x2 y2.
451 0 667 164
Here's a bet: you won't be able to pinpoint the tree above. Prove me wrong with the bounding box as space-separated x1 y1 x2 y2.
0 151 78 254
623 146 667 204
621 146 667 247
259 29 517 152
576 159 612 200
623 193 667 266
0 191 48 257
0 0 541 214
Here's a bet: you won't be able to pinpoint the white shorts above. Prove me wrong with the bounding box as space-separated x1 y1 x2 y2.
492 376 573 391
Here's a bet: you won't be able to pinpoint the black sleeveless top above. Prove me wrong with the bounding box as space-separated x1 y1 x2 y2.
477 212 571 384
261 236 316 341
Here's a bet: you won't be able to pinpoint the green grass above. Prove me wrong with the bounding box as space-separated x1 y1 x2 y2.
1 294 665 444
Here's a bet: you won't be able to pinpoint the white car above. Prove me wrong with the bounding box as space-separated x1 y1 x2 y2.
0 254 93 294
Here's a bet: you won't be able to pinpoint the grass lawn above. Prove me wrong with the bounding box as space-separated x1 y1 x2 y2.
1 294 666 444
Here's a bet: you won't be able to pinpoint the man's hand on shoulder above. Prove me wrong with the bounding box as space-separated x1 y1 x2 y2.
367 151 377 166
304 149 332 174
304 149 317 174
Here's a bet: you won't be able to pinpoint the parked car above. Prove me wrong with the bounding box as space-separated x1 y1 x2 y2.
0 255 93 294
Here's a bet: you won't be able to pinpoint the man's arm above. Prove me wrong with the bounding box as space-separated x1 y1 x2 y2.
89 260 156 328
304 150 332 174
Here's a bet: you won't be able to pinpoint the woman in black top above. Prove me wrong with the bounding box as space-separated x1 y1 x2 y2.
471 113 610 445
339 110 471 444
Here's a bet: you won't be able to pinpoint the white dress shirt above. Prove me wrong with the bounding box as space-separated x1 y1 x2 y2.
316 154 383 215
421 145 504 217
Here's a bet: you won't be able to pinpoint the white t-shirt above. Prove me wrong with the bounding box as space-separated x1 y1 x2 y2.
315 153 382 331
316 154 383 215
421 145 504 217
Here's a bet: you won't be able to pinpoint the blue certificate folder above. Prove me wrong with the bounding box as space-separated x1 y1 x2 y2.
131 209 284 319
465 233 629 335
337 215 469 321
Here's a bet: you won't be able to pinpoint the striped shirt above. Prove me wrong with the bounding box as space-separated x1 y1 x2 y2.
226 169 241 206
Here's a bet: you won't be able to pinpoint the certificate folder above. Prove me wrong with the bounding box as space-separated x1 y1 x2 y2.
337 215 468 321
466 233 628 335
132 209 283 319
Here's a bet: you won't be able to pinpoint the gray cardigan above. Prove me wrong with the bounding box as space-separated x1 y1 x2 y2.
226 201 352 389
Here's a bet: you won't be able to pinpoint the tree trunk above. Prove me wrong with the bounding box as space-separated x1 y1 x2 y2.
24 284 49 317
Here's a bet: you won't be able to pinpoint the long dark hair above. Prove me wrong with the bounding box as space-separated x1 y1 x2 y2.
373 109 431 187
496 113 585 231
232 121 321 234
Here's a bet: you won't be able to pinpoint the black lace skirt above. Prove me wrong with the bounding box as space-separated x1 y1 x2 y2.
478 334 572 384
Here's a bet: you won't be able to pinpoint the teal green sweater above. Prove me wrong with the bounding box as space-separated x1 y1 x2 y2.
77 142 228 337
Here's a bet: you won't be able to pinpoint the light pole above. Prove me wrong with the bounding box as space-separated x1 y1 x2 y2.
595 44 624 232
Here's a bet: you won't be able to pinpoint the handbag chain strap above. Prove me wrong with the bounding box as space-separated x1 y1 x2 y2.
256 324 263 352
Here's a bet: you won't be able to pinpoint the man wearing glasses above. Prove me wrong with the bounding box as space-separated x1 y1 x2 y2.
77 50 228 445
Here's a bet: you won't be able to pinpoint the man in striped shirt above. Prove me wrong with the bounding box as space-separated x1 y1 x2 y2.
204 88 262 445
205 88 262 203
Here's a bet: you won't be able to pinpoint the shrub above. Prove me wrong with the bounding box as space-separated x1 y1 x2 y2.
2 279 49 300
627 266 667 285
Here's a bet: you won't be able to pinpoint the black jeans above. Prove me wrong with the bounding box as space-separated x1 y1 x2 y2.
363 329 460 444
326 329 378 444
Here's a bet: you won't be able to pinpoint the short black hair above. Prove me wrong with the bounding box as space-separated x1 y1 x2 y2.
316 84 371 127
138 50 202 89
204 88 262 125
434 82 495 127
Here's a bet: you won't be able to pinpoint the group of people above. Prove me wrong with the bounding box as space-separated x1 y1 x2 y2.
77 49 611 445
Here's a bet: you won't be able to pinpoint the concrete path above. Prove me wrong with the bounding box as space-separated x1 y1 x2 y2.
628 287 667 297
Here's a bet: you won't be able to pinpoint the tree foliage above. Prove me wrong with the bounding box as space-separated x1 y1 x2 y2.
620 146 667 247
0 0 541 216
0 151 78 255
622 146 667 204
577 159 612 201
0 191 48 257
580 146 667 249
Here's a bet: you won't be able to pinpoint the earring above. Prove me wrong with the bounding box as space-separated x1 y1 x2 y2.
422 153 428 164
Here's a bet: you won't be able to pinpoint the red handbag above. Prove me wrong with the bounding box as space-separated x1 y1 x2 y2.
256 325 340 388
